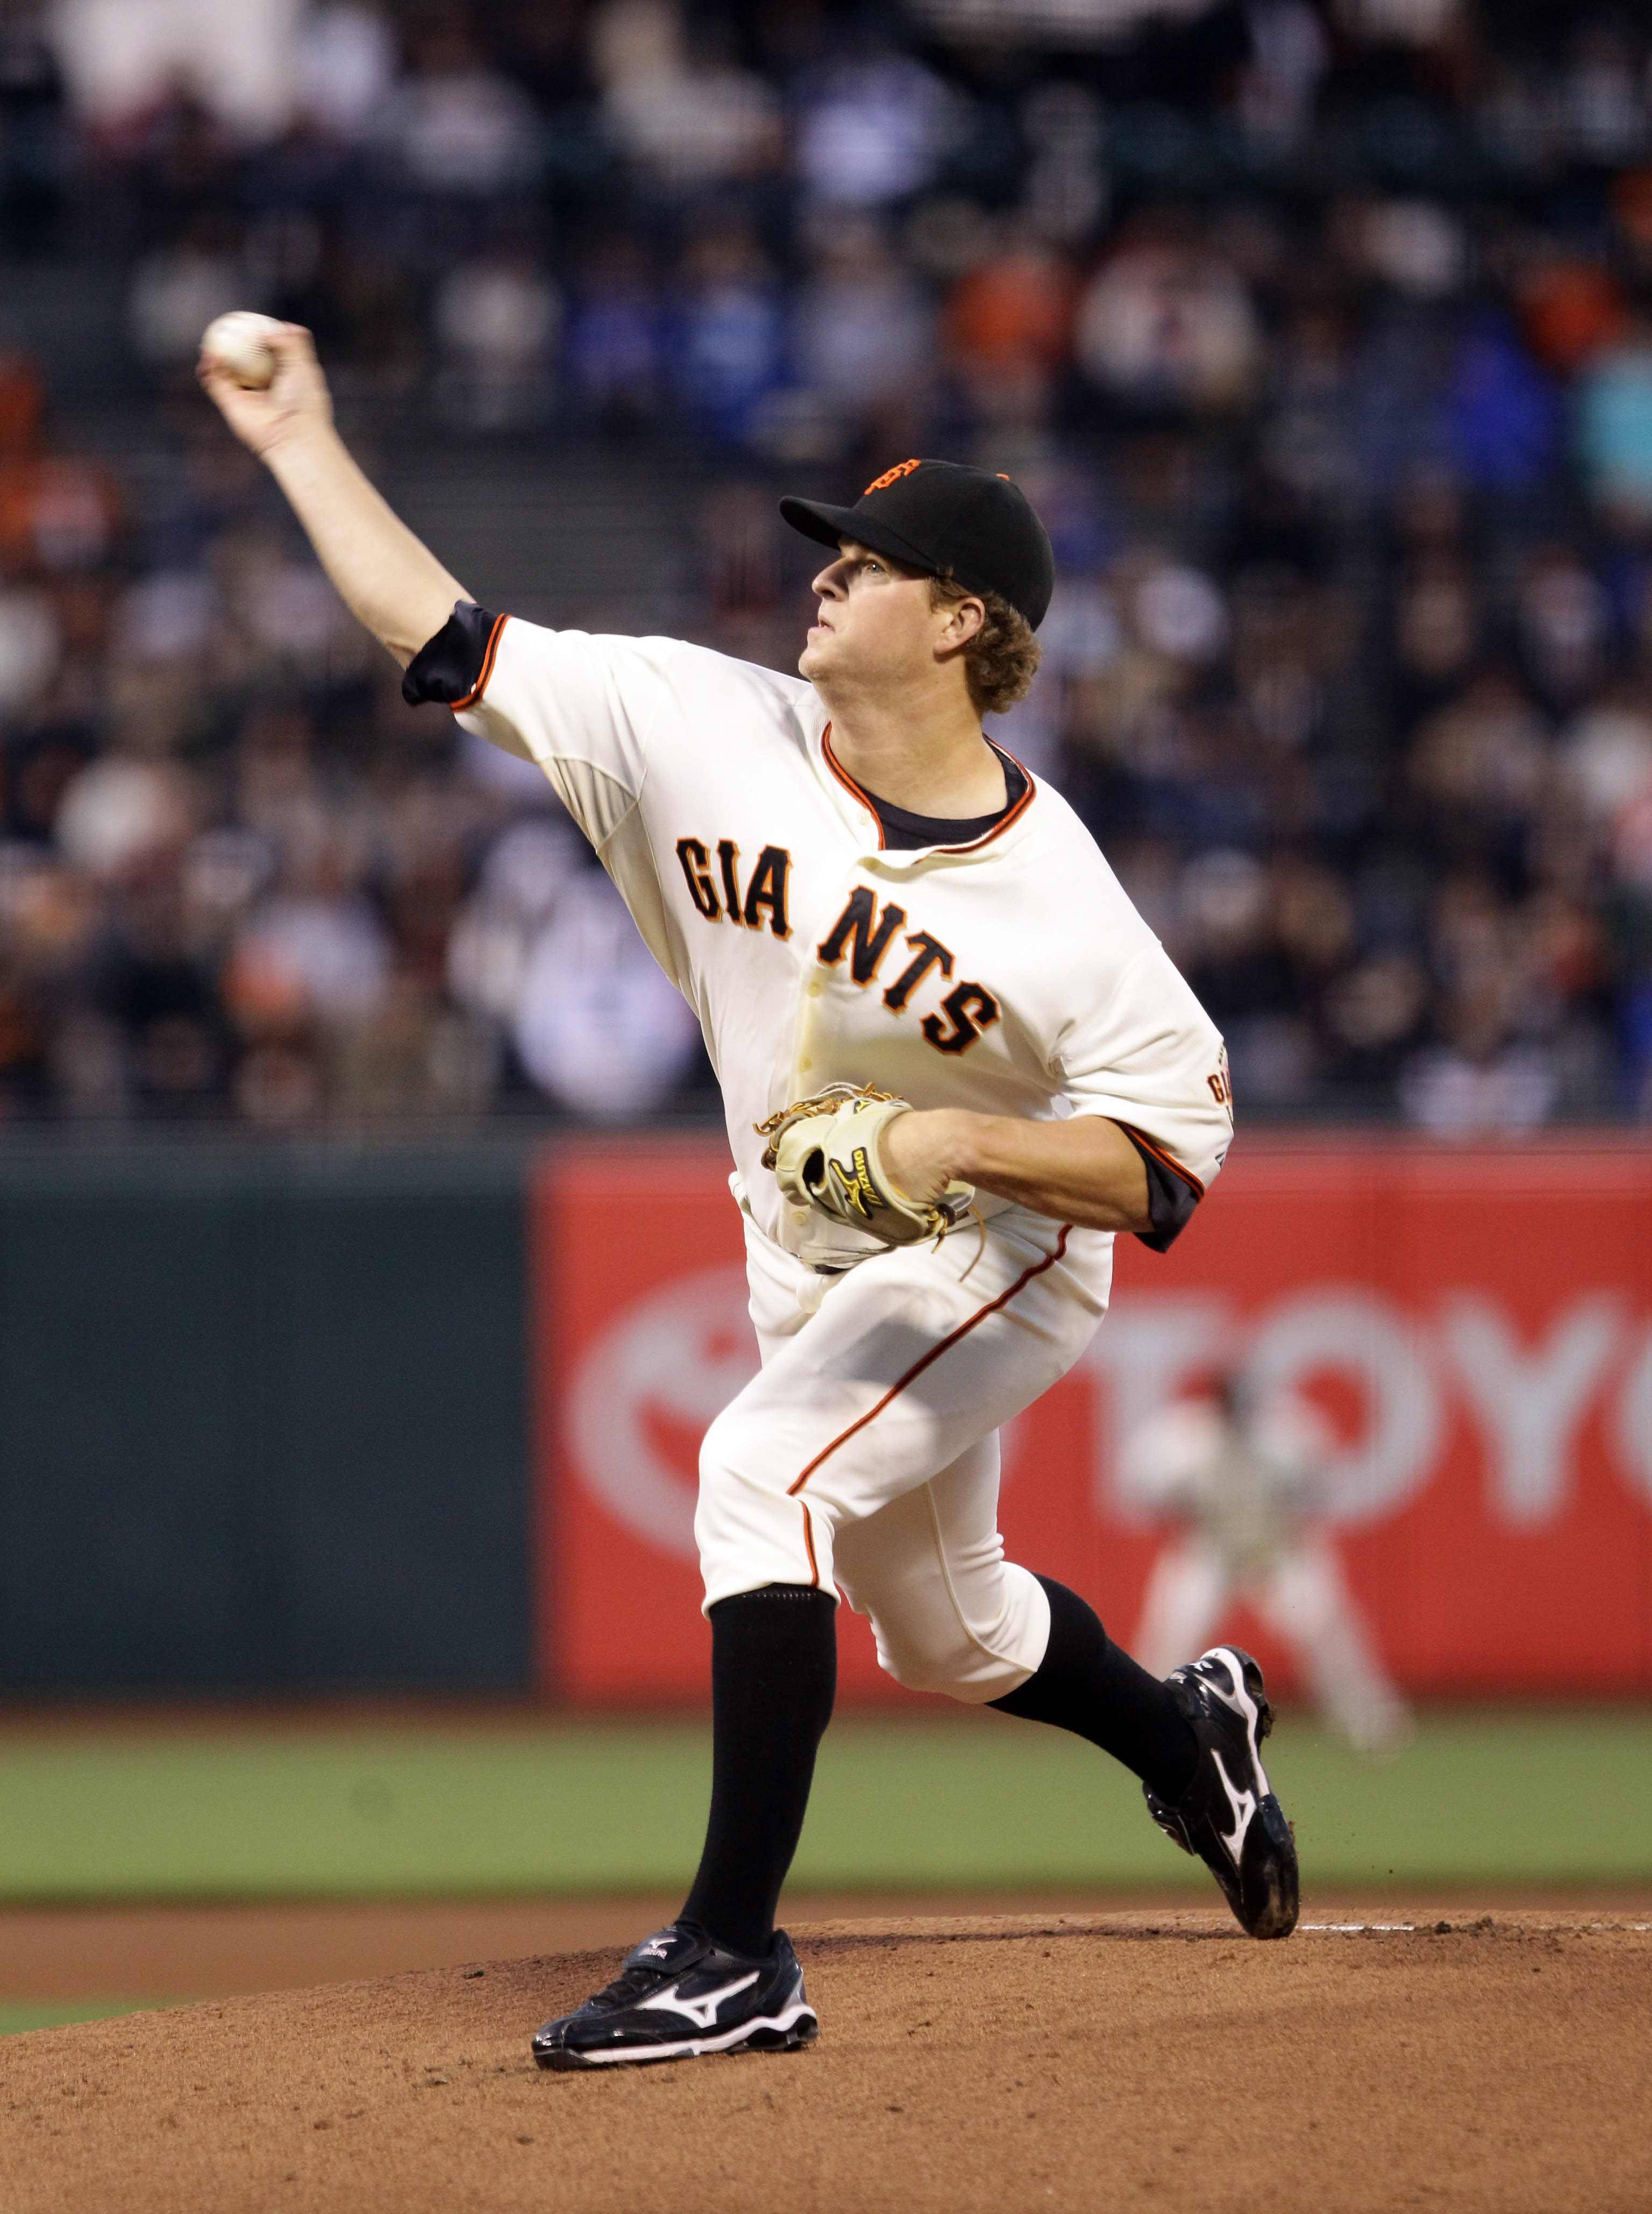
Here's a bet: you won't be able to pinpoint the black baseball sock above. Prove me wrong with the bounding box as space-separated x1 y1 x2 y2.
990 1576 1199 1803
679 1584 837 1960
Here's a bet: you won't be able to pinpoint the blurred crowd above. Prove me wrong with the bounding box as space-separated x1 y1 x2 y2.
3 0 1652 1127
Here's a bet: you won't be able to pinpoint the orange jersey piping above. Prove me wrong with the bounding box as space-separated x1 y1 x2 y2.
787 1225 1073 1508
820 726 1036 856
450 611 509 712
1118 1123 1206 1198
931 740 1037 853
821 723 886 849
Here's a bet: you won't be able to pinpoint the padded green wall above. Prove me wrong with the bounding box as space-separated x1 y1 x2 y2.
0 1146 530 1691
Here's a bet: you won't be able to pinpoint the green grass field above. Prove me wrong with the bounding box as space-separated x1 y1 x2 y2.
2 1705 1648 1903
0 2000 161 2036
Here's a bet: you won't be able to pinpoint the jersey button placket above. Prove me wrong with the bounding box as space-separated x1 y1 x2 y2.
792 853 866 1095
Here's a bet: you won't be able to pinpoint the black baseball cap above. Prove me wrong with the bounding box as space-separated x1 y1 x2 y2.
779 458 1055 631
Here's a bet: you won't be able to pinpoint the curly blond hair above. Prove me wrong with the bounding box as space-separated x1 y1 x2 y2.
928 573 1042 715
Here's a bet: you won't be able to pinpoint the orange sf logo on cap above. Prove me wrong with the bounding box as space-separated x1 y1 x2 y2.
863 458 922 494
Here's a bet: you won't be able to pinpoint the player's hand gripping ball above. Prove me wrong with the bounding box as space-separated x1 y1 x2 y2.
198 311 282 390
757 1082 975 1248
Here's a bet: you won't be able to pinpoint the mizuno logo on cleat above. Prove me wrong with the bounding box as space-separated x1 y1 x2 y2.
1210 1749 1258 1867
637 1971 759 2030
636 1938 671 1959
1204 1648 1273 1798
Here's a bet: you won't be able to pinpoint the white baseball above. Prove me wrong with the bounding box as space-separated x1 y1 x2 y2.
200 311 282 391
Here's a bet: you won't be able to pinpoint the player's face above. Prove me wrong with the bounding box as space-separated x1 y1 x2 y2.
799 541 957 694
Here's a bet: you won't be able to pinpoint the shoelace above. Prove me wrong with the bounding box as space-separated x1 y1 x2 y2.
585 1961 679 2010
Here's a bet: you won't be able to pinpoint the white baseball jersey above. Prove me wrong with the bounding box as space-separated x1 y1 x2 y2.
447 615 1233 1266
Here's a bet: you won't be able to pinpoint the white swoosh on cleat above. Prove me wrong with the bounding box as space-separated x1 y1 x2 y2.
637 1971 760 2031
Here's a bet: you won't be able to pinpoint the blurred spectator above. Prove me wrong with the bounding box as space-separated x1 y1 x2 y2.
294 4 396 143
1558 26 1648 169
695 481 787 666
1517 254 1627 380
0 587 60 708
128 217 250 367
1261 306 1357 505
434 251 560 430
1578 321 1652 523
371 13 540 200
1399 874 1563 1132
0 13 71 253
1234 0 1327 152
51 0 305 141
944 229 1074 425
1076 238 1262 413
237 871 353 1000
791 215 932 451
669 222 784 445
1517 550 1608 709
1017 82 1105 245
55 755 194 881
1400 1025 1558 1133
0 363 122 576
95 864 230 1117
1357 200 1465 300
566 233 663 430
514 868 702 1118
1407 672 1548 864
592 0 781 193
1129 559 1229 667
1445 310 1558 498
447 814 583 1036
1561 696 1652 833
794 51 958 208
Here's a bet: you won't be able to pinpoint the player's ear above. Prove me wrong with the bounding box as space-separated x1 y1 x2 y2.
935 592 986 652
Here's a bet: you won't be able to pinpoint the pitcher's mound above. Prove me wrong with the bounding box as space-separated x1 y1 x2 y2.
4 1912 1647 2213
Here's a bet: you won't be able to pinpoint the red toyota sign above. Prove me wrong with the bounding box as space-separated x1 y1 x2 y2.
534 1139 1652 1704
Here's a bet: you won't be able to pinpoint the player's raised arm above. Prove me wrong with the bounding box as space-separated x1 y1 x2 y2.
197 321 468 668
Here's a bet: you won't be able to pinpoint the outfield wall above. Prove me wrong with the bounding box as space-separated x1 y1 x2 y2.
0 1147 529 1692
0 1137 1647 1699
542 1138 1652 1705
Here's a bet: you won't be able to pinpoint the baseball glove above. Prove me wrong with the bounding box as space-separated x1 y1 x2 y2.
755 1081 976 1248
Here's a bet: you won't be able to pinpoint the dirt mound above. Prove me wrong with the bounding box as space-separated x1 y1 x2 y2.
4 1912 1648 2213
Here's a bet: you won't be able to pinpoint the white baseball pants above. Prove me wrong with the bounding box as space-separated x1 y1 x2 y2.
695 1207 1114 1702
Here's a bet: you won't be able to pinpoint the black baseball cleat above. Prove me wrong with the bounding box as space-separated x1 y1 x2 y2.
1144 1645 1300 1941
531 1921 818 2071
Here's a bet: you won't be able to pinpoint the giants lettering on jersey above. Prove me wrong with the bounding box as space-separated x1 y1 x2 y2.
675 838 792 937
816 885 1001 1057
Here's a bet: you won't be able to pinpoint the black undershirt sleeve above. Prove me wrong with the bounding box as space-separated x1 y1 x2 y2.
1119 1128 1204 1253
401 600 502 707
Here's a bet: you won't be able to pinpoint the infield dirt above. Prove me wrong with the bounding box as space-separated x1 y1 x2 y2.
4 1910 1648 2213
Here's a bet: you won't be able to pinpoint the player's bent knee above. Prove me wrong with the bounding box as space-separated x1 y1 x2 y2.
867 1619 1030 1705
849 1559 1050 1704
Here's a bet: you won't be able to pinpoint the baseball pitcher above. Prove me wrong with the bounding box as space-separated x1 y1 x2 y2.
201 323 1300 2072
